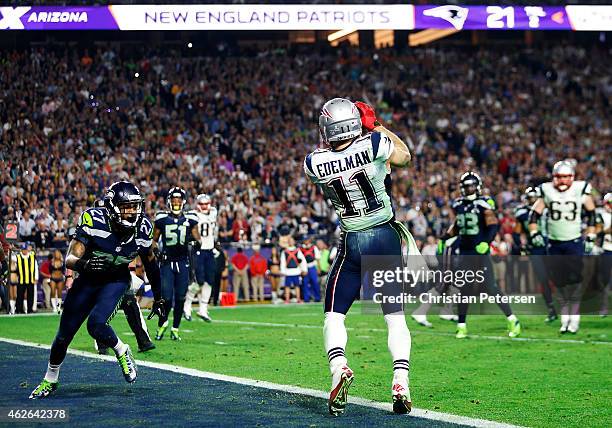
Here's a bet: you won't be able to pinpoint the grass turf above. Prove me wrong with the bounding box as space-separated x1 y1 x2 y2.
1 303 610 427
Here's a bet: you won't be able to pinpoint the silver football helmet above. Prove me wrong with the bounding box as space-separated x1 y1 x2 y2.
318 98 362 146
552 160 574 192
196 194 211 213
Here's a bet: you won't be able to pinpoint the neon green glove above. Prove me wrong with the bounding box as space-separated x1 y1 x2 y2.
437 240 446 255
475 242 490 254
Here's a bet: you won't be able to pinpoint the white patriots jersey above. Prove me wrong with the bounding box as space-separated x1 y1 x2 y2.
193 207 217 250
600 208 612 252
304 131 394 231
540 180 591 241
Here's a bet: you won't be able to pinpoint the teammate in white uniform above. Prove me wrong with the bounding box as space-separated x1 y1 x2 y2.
529 160 597 333
304 98 415 415
184 194 218 322
597 193 611 316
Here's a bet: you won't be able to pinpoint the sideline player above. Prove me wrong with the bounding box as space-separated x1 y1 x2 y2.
29 181 165 399
440 172 521 339
153 187 200 341
304 98 414 415
184 194 218 322
529 160 597 333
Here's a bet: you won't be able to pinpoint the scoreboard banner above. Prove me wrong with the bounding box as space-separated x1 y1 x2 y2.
0 4 611 31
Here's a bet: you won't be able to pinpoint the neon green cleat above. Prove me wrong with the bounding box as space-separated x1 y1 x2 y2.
155 321 168 340
117 345 137 383
456 325 468 339
29 379 58 399
170 328 181 341
508 319 522 338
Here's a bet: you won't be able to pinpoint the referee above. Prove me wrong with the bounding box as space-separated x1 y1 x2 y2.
16 242 38 314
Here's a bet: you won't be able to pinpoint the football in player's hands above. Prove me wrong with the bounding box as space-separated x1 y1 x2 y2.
354 101 380 131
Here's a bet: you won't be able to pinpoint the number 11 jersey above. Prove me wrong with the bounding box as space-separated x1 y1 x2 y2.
304 131 394 232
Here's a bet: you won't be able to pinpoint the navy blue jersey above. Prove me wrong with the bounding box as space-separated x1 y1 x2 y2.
451 196 496 250
154 211 198 261
73 207 154 282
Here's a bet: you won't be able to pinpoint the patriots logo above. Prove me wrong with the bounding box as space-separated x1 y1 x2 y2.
423 5 469 30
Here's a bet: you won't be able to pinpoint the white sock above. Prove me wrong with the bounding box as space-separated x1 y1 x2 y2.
51 298 57 311
384 313 411 387
199 283 212 313
457 322 467 329
113 339 128 356
560 314 570 327
507 314 517 322
9 300 15 313
184 287 196 316
44 362 62 383
570 314 581 324
57 299 62 309
324 312 348 373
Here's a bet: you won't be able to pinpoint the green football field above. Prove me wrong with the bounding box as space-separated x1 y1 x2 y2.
1 303 611 427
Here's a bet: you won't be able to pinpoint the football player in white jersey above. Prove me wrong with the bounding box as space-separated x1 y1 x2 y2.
597 193 611 316
184 194 218 322
304 98 415 415
529 160 597 333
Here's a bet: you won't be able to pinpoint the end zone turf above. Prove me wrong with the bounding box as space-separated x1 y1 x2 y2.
0 340 516 427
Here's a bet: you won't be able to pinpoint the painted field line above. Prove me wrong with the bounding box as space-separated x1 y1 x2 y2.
0 337 520 428
212 319 612 346
1 312 609 345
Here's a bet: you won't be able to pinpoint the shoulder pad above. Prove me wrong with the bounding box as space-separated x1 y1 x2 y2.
474 198 494 211
78 208 108 228
155 211 170 221
576 181 591 195
451 198 464 209
515 206 529 218
185 212 199 222
139 216 154 240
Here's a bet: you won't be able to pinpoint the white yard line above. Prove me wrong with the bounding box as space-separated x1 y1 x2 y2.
2 311 609 345
212 319 612 346
0 337 520 428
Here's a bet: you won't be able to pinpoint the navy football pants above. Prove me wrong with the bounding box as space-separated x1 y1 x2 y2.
50 277 129 365
194 249 216 286
324 221 404 315
160 260 190 329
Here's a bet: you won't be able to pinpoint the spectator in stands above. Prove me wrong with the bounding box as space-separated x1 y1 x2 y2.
231 247 250 302
18 210 36 242
249 244 268 303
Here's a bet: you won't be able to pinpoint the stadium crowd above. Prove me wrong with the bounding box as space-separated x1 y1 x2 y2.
0 43 610 254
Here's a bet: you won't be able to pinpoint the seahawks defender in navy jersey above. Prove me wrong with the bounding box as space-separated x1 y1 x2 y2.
30 181 165 399
529 160 597 333
304 98 415 415
440 172 521 339
153 187 200 341
514 186 556 322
